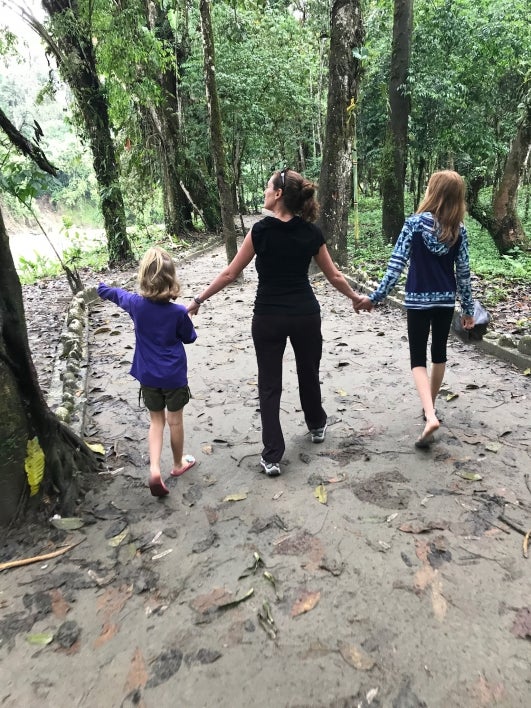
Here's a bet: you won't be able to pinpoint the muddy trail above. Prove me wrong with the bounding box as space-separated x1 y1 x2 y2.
1 244 531 708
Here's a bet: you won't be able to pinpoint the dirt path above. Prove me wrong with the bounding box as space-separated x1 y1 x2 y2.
2 245 531 707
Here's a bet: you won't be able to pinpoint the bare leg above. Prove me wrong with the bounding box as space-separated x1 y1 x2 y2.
412 366 440 441
168 409 195 475
147 410 169 495
430 362 446 406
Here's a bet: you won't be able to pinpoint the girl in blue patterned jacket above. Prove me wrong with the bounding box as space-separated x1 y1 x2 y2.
359 170 475 447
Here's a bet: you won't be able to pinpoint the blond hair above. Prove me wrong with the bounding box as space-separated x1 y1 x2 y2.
416 170 466 246
138 247 180 301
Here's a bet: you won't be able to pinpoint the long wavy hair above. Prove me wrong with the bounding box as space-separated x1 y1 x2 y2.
416 170 466 246
272 168 320 222
138 247 180 301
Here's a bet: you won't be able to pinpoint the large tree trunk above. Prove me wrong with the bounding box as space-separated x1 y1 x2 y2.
144 0 194 238
0 208 97 526
199 0 238 263
381 0 413 244
467 97 530 254
318 0 364 267
490 98 531 252
41 0 132 266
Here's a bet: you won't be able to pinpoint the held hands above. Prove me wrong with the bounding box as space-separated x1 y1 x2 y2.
352 295 374 314
187 300 200 316
461 314 475 330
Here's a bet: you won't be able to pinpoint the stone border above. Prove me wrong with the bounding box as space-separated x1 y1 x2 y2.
46 237 225 437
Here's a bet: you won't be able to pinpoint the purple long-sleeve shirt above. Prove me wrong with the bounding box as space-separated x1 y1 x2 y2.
97 283 197 388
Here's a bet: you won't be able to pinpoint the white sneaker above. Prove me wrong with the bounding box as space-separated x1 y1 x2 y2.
310 424 327 443
260 457 281 477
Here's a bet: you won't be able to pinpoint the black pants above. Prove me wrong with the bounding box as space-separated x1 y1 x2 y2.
407 307 455 369
252 313 327 463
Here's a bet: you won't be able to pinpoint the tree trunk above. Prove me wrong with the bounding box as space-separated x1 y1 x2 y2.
490 98 531 252
144 0 194 238
41 0 132 266
0 208 97 526
199 0 238 263
318 0 364 268
381 0 413 244
467 98 530 254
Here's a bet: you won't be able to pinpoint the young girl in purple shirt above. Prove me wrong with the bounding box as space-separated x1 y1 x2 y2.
98 247 197 496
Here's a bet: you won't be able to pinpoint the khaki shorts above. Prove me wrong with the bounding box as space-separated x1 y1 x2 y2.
140 385 191 412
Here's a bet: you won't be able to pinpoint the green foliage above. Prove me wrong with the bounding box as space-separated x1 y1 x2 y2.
349 194 531 286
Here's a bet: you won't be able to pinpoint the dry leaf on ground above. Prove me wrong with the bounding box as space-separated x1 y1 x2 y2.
337 641 375 670
291 590 320 617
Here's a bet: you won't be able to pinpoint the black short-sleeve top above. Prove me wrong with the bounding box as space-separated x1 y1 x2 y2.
251 216 325 315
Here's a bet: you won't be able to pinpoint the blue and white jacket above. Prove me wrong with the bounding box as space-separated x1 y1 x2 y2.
369 212 474 316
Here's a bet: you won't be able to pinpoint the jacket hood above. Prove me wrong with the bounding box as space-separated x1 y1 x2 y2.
421 217 451 256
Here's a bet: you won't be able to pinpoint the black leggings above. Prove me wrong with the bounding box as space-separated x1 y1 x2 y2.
407 308 455 369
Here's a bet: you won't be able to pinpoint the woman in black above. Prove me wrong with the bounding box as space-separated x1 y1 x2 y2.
188 169 367 476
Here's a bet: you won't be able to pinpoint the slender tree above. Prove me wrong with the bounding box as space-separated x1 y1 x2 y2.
318 0 364 267
199 0 237 263
381 0 413 244
35 0 133 265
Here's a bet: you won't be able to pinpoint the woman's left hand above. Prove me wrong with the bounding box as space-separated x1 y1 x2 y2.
187 301 200 315
353 295 373 313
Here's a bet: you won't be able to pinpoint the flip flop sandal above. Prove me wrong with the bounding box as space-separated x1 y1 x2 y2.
149 478 170 497
170 454 196 477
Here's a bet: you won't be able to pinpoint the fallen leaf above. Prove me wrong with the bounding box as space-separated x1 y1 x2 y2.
85 442 106 455
511 607 531 638
446 392 459 401
485 442 501 453
191 588 234 614
108 527 130 546
223 492 248 502
50 588 70 618
523 368 530 376
456 471 483 481
217 587 254 609
26 631 54 646
51 516 84 531
314 484 327 504
123 647 148 695
93 622 118 648
430 573 448 621
291 590 320 617
337 641 375 670
471 674 505 704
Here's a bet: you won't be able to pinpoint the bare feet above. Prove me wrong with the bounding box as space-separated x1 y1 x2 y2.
170 454 196 477
149 475 170 497
415 416 440 449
